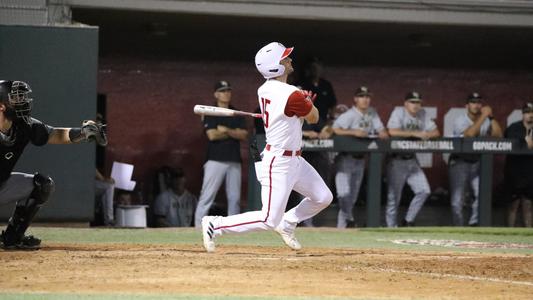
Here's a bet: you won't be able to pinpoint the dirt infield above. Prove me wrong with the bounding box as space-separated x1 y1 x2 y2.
1 243 533 299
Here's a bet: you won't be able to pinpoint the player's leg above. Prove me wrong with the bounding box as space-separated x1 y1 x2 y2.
1 172 54 250
522 197 532 227
386 160 408 227
194 160 226 228
448 160 469 226
348 159 365 226
201 155 295 252
404 163 430 225
335 156 353 228
467 163 480 226
95 179 115 226
224 162 241 216
285 157 333 225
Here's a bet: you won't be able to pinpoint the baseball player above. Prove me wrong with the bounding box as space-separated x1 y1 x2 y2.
386 91 440 227
0 80 106 250
505 102 533 227
332 86 388 228
201 42 333 252
448 92 503 226
194 81 248 227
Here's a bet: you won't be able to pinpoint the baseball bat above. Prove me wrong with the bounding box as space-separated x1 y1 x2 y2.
193 105 262 118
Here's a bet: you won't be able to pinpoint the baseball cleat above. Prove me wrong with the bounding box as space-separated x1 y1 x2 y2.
0 231 41 251
201 216 216 253
275 226 302 251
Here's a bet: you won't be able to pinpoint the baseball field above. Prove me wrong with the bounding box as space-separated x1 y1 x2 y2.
1 226 532 300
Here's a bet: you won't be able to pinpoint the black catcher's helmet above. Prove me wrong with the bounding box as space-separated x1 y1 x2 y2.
0 80 33 123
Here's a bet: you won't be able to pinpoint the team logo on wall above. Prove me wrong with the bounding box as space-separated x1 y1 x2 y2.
4 152 14 160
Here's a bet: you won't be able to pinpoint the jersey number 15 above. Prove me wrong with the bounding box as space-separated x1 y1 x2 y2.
261 98 271 128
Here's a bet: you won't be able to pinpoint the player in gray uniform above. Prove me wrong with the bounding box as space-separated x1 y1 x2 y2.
448 92 502 226
386 91 440 227
332 86 388 228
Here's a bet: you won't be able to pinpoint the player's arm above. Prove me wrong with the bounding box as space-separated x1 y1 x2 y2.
489 119 504 138
47 120 107 145
333 127 368 138
206 128 229 141
225 127 248 141
47 128 72 144
285 90 318 124
304 105 319 124
388 128 420 138
378 128 389 139
464 106 492 137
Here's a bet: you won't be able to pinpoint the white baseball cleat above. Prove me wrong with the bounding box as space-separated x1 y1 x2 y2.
275 225 302 251
201 216 217 253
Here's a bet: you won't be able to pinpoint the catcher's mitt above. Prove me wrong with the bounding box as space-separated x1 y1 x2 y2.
81 120 108 146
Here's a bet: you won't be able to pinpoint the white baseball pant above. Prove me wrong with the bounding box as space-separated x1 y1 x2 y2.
211 149 332 236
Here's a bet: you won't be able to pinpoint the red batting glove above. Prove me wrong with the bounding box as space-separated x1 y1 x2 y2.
302 90 317 103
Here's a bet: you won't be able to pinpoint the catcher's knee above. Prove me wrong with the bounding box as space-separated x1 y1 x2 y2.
30 173 55 204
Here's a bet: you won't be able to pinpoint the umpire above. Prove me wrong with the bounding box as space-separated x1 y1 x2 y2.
448 93 503 226
504 102 533 227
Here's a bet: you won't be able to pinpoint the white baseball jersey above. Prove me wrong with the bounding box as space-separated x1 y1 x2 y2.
387 107 437 132
333 106 385 134
452 112 491 137
208 79 332 239
258 79 312 151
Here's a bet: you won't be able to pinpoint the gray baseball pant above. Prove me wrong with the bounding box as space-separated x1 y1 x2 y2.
448 159 480 226
386 158 430 227
0 173 35 206
335 155 365 228
95 179 115 225
195 160 241 228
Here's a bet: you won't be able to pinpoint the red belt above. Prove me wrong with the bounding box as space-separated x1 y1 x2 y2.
266 144 301 157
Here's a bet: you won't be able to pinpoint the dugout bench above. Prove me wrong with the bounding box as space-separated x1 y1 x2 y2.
248 135 533 227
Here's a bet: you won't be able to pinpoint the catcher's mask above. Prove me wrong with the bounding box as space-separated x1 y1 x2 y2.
0 80 33 124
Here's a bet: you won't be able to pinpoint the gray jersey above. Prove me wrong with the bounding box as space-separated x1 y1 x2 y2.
452 112 491 137
155 189 197 227
387 107 437 132
333 106 384 134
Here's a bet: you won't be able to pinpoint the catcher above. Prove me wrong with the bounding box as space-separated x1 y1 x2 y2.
0 80 107 250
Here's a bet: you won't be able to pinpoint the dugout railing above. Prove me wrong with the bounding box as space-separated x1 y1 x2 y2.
248 135 533 227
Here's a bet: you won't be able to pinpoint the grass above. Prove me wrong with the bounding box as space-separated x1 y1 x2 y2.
22 226 533 254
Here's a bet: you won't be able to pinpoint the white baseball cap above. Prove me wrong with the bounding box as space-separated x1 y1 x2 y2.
255 42 294 79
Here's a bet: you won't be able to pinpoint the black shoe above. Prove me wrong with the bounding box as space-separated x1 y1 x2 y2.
346 220 358 228
469 222 479 227
400 219 415 227
1 231 41 250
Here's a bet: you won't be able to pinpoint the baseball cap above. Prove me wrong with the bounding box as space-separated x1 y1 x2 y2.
355 86 372 97
467 92 482 103
255 42 294 79
522 102 533 113
405 91 422 102
214 80 232 92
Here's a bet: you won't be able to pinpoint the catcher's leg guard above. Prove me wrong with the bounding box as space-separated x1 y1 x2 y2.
1 173 55 249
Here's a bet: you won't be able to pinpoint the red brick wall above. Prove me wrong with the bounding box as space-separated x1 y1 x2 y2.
98 57 533 205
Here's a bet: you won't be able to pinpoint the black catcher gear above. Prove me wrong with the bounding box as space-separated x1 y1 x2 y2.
1 173 54 250
0 80 33 124
69 120 108 146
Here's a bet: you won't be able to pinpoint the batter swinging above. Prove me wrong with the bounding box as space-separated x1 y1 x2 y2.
201 42 333 252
